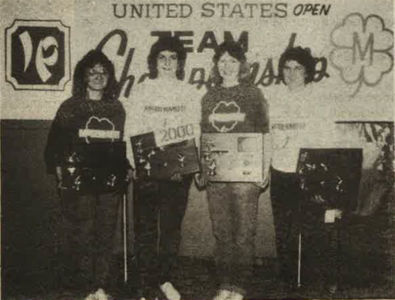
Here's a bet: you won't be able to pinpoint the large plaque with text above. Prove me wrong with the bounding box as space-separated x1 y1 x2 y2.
297 148 363 211
130 131 200 180
61 142 128 193
201 133 263 182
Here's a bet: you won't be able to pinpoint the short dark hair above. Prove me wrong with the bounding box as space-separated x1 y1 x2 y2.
147 36 187 80
211 40 250 86
73 49 118 101
278 46 315 84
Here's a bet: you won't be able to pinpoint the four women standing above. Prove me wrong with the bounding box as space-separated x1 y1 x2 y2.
46 38 331 300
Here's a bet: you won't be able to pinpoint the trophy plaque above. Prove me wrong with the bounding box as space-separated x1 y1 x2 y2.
201 133 263 182
130 131 200 180
61 141 128 193
297 148 363 211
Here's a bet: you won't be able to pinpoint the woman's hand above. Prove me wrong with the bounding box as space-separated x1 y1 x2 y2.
126 168 138 182
194 172 207 189
55 166 66 190
312 194 326 204
170 172 183 182
254 168 270 190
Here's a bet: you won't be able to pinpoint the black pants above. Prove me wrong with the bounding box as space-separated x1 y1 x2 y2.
302 202 339 288
271 168 339 288
59 190 122 292
270 169 302 285
133 177 191 295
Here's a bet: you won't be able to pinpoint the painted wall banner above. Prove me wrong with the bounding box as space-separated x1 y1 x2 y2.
0 2 393 297
329 13 393 96
0 0 393 121
5 19 70 91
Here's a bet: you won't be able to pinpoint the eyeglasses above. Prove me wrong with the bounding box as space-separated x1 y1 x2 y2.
87 70 109 77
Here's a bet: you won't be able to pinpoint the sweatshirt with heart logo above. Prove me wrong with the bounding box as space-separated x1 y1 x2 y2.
201 83 269 134
44 96 126 174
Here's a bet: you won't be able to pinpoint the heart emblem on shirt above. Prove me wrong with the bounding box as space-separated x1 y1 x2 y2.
209 101 245 133
79 116 119 143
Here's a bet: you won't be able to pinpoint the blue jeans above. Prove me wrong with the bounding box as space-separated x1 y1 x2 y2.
206 182 261 295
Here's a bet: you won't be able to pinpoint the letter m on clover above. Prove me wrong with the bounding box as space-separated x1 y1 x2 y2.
329 13 393 96
6 20 70 90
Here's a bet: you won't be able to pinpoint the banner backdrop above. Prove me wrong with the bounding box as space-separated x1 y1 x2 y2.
1 0 393 121
0 0 393 259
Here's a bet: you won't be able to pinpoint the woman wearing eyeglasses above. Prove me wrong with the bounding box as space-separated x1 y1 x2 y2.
44 50 125 299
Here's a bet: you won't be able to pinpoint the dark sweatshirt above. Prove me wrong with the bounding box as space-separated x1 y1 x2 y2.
44 96 125 174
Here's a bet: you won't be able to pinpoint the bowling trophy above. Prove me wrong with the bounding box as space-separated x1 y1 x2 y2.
130 131 200 180
201 133 263 182
61 142 128 193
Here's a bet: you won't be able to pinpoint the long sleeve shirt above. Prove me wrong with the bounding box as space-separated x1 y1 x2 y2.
123 78 202 168
44 96 126 174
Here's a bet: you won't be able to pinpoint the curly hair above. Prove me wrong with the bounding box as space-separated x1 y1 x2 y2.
72 49 118 101
278 46 316 84
147 36 187 80
211 40 251 86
